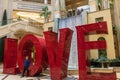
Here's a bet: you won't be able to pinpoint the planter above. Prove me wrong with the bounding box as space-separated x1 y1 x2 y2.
109 62 120 67
90 61 109 68
90 61 101 68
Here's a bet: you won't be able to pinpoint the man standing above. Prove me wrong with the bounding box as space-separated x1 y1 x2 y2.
22 56 30 77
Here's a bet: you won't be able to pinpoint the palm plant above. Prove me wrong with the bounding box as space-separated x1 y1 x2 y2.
40 6 51 23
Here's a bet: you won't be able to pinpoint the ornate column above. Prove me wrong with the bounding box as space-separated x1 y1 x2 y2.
59 0 66 15
50 0 55 21
44 0 48 4
7 0 13 19
53 0 67 32
114 0 120 56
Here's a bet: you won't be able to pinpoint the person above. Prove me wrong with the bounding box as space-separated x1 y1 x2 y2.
21 56 30 77
97 0 102 10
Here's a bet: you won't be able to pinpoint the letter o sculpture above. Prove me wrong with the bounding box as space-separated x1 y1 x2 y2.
18 34 48 76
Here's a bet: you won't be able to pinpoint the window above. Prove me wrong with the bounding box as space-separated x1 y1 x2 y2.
98 37 107 59
95 17 103 22
48 27 53 31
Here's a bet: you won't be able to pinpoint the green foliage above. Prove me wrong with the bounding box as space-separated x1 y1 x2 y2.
90 58 99 62
98 49 107 61
97 57 108 62
109 0 114 9
40 6 51 23
112 25 118 35
0 36 6 62
98 37 105 40
99 50 106 57
91 58 120 63
2 9 7 25
118 57 120 60
109 58 120 62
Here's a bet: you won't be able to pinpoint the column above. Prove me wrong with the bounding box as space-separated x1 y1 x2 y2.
114 0 120 56
0 0 3 21
44 0 48 4
51 0 55 20
7 0 13 19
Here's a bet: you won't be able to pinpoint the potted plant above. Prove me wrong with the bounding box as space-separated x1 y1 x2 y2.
40 6 51 23
109 58 120 67
90 58 101 68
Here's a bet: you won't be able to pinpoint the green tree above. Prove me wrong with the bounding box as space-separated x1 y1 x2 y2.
40 6 51 23
0 36 6 62
2 9 7 25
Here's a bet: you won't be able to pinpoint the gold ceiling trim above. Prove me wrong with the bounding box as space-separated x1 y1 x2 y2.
66 0 88 10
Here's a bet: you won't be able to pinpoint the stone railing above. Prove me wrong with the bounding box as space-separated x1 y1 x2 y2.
28 18 44 30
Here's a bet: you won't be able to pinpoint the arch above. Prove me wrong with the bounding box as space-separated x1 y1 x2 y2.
18 34 48 76
98 37 105 40
98 37 107 59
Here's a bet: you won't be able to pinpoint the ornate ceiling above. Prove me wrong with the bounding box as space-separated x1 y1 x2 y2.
22 0 88 10
65 0 88 10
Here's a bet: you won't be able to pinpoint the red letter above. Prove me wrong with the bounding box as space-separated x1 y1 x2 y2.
44 28 73 80
18 34 48 76
3 38 20 74
76 22 108 80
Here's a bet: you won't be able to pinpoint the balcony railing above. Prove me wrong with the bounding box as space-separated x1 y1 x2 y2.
0 17 44 31
28 18 44 30
14 0 51 4
0 18 21 26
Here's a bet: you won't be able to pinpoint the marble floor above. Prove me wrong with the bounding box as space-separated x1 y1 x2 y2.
0 64 120 80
